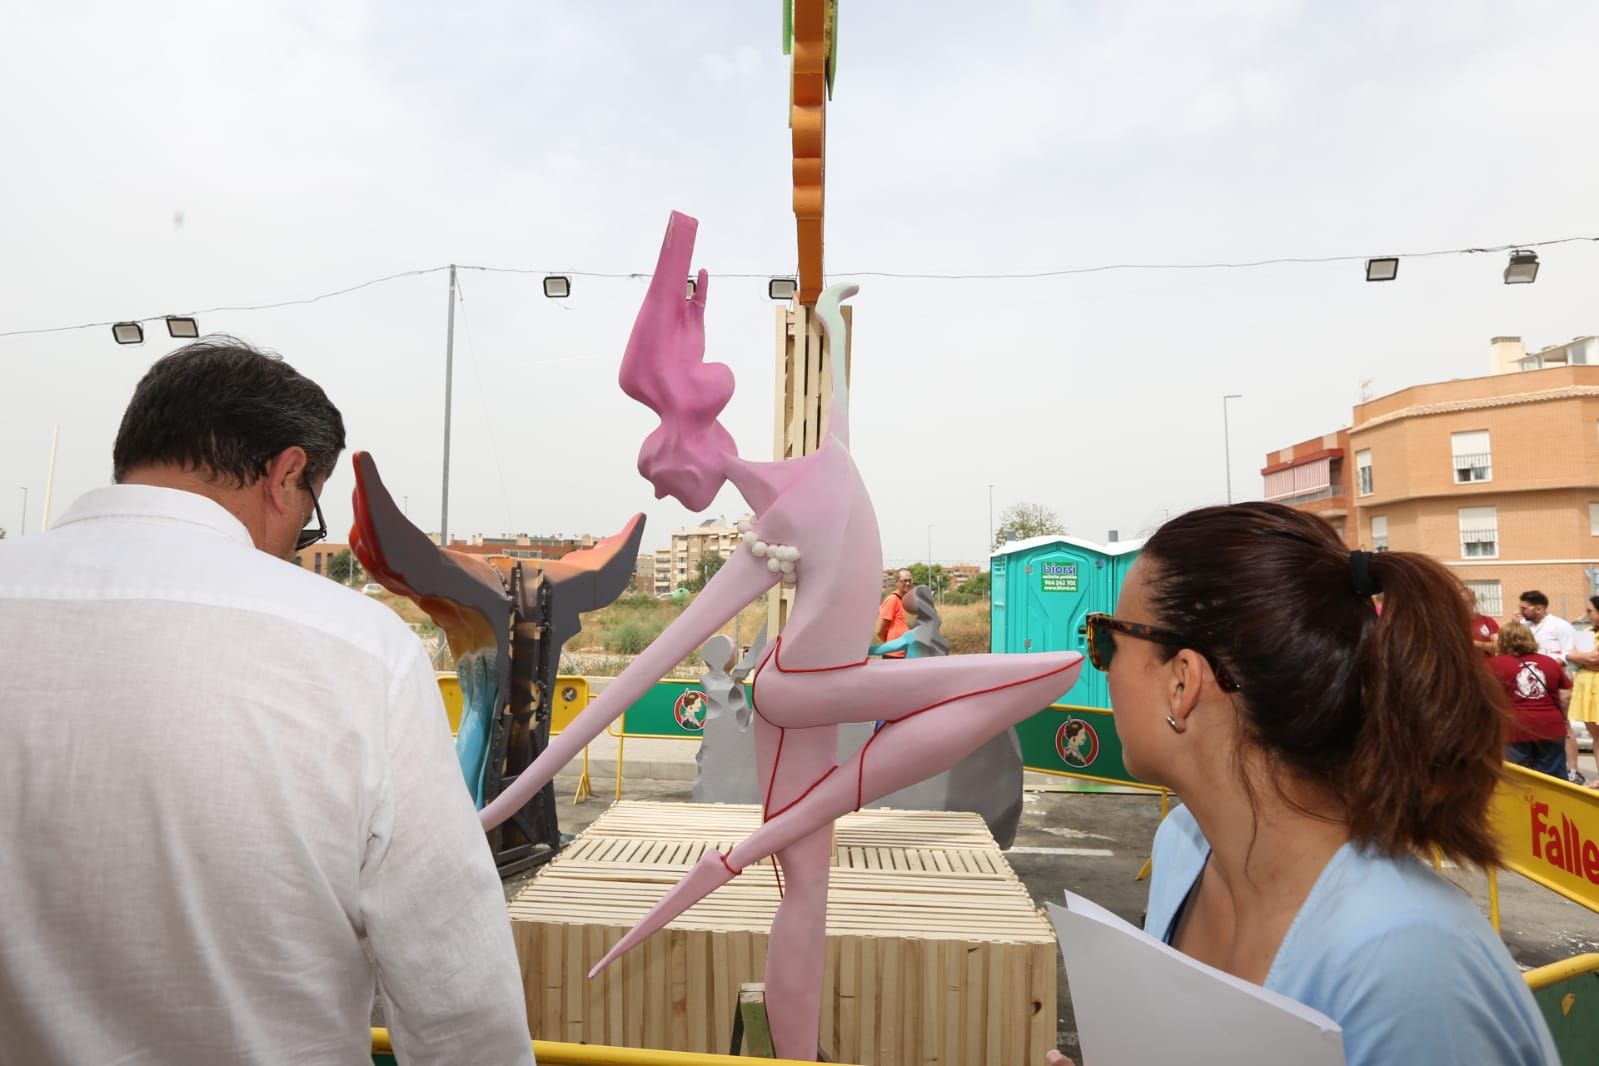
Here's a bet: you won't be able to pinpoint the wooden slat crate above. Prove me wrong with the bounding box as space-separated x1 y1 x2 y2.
508 801 1056 1065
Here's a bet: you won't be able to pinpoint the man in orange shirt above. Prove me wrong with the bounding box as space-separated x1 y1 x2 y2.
875 569 913 658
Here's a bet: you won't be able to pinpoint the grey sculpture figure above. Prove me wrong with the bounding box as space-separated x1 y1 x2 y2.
692 628 767 804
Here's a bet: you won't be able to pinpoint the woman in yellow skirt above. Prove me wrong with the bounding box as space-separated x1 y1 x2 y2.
1569 595 1599 787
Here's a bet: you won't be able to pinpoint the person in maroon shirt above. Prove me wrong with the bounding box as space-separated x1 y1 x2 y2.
1488 622 1571 779
1464 586 1499 655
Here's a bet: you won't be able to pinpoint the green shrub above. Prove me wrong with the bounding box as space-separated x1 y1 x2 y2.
610 616 667 655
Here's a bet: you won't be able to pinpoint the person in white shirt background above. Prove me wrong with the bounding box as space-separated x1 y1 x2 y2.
0 338 533 1065
1512 589 1583 784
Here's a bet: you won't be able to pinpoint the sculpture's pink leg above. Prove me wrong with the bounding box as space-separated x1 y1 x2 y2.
765 825 832 1060
724 656 1079 870
587 654 1082 982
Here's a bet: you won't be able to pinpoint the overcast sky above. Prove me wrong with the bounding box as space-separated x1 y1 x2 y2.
3 0 1596 566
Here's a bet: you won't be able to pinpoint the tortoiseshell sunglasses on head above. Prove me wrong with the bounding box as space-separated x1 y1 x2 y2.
1083 612 1242 693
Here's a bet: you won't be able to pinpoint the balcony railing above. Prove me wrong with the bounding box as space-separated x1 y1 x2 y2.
1453 452 1493 484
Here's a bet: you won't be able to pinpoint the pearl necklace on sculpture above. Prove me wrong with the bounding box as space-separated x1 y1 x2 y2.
739 519 799 586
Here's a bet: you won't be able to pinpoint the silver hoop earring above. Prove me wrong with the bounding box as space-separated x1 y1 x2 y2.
1166 714 1185 734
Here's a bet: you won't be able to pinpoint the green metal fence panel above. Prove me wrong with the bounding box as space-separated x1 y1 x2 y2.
619 679 718 739
1532 971 1599 1065
1015 703 1160 792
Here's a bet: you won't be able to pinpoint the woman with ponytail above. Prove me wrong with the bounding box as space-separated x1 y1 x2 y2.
1085 502 1555 1065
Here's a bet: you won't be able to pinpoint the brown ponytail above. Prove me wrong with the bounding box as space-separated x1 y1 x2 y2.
1142 502 1510 868
1350 550 1509 867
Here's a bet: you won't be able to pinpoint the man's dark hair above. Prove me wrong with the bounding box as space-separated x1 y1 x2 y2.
1519 590 1549 608
113 336 345 487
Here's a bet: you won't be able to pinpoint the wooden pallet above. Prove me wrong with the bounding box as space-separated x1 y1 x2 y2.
508 801 1056 1065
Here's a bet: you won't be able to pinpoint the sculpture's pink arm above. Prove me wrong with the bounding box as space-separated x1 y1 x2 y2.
478 548 779 829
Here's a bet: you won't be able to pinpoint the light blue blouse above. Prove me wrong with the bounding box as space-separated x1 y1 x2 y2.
1144 805 1557 1066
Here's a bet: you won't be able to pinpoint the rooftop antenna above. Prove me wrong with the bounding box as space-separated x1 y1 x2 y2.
1358 377 1375 403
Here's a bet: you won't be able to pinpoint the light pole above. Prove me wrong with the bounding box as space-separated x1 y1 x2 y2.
1222 394 1242 504
440 265 458 547
17 487 26 537
927 524 935 601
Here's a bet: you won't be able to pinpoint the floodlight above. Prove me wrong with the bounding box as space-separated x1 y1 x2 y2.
165 316 199 338
112 322 144 345
542 275 571 299
1503 250 1539 285
768 277 798 300
685 277 697 299
1365 258 1398 282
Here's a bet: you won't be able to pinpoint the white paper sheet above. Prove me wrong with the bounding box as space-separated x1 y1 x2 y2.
1048 892 1345 1066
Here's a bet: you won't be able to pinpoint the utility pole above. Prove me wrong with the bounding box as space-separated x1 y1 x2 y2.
988 483 994 553
440 265 458 547
1222 394 1242 504
18 487 27 538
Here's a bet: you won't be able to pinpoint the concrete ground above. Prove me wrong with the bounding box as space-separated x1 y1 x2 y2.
516 748 1599 1059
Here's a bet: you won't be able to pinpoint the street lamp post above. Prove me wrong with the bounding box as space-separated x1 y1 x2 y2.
17 487 26 538
1222 394 1243 504
927 524 935 602
440 265 458 548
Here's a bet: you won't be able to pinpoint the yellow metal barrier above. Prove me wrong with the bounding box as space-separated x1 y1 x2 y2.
1527 953 1599 991
1490 763 1599 915
370 1027 834 1065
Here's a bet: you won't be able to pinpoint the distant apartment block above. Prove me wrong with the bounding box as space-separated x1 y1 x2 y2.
294 541 352 577
945 563 981 590
652 515 752 596
1265 337 1599 617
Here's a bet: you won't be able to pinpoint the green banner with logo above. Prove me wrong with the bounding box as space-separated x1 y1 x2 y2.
618 679 718 739
1014 704 1157 791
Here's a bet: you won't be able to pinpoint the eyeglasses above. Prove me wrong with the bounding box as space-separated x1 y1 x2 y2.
1083 612 1241 693
295 489 328 552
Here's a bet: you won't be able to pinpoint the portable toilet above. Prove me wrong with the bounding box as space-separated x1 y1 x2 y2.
990 534 1145 709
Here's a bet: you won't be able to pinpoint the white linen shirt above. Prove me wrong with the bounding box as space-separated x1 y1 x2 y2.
0 486 533 1065
1527 613 1577 660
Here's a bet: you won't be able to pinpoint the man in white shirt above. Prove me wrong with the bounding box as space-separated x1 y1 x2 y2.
1515 589 1582 783
1516 589 1577 661
0 338 533 1065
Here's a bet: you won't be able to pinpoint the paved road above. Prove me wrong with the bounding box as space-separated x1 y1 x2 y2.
527 771 1599 1059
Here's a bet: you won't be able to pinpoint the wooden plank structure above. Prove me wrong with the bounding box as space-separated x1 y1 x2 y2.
767 302 851 634
508 801 1057 1065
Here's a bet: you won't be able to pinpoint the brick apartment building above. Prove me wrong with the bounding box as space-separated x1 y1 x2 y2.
1262 430 1357 548
1265 336 1599 618
294 541 353 578
652 515 753 597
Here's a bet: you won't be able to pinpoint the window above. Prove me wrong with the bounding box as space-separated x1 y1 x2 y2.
1451 430 1492 483
1370 515 1388 552
1591 503 1599 536
1459 506 1498 559
1356 450 1373 496
1465 580 1502 616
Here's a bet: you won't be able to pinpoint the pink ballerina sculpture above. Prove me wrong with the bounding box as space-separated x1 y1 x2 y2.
479 211 1083 1060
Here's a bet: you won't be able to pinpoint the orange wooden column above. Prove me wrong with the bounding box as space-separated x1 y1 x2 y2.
790 0 830 305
